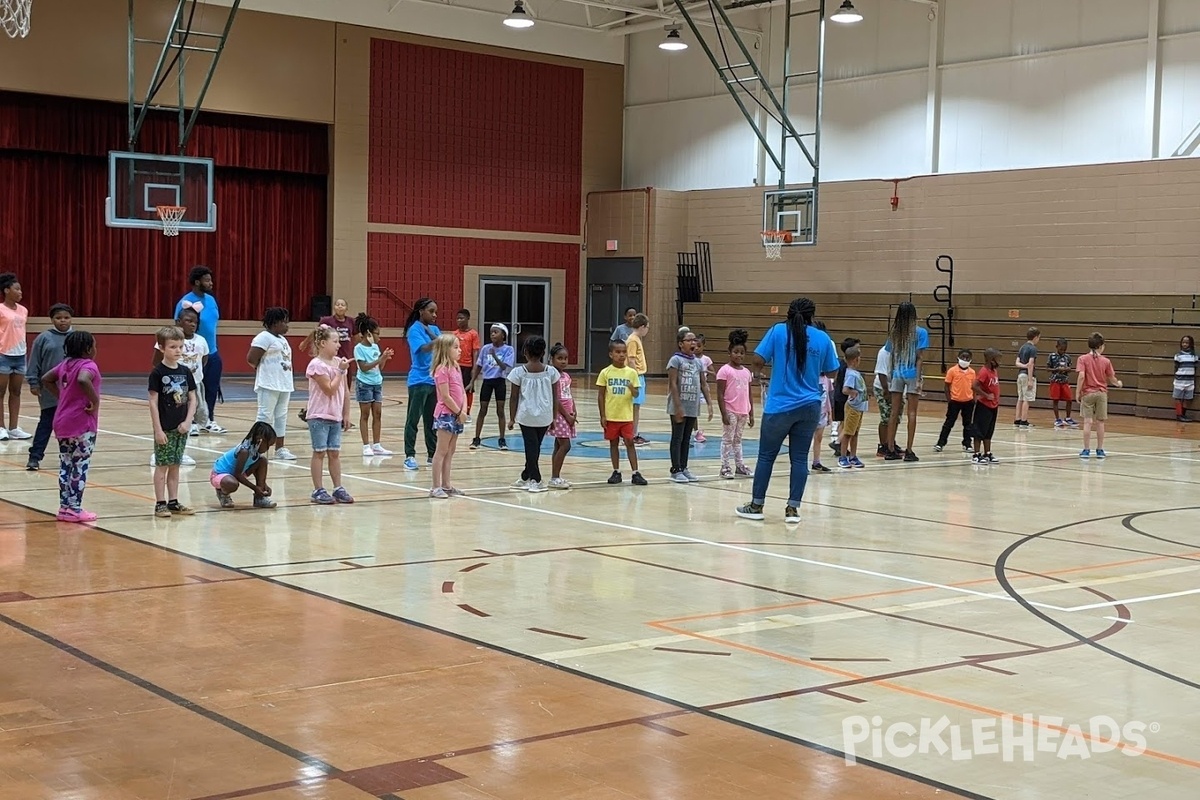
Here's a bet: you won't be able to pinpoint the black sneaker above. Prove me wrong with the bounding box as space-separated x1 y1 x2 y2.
884 448 902 461
607 471 622 484
903 450 920 462
829 440 841 454
972 452 983 464
498 438 509 451
784 506 801 524
25 459 39 471
469 437 481 450
986 453 1000 463
876 444 887 458
735 502 765 520
811 462 832 473
932 444 944 452
631 471 648 486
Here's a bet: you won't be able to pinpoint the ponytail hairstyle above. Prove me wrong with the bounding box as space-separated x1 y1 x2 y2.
549 341 568 360
431 333 459 372
310 324 338 356
785 297 816 374
355 312 379 342
63 330 95 359
728 328 749 352
404 297 436 330
887 302 918 370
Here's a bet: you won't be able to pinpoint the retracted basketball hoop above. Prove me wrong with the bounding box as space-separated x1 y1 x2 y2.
0 0 32 38
761 230 792 260
156 205 188 237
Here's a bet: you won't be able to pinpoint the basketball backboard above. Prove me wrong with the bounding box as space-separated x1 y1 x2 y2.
105 151 217 233
763 188 815 246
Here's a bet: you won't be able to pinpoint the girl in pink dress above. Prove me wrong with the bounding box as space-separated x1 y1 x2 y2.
548 343 577 489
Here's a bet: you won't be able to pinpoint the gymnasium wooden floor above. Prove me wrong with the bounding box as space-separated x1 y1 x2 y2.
2 384 1199 799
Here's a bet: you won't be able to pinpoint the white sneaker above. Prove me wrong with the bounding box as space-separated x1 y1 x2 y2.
149 454 156 466
527 481 548 493
682 469 700 482
549 477 571 489
181 454 197 467
0 427 8 440
189 424 200 437
274 448 297 461
8 427 31 440
511 478 529 490
372 443 393 456
203 422 228 434
363 445 375 457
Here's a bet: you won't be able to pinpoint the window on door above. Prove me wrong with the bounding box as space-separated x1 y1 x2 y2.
480 279 550 363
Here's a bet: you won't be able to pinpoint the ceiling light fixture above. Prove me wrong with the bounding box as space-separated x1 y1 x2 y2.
830 0 863 23
659 27 688 51
504 1 535 29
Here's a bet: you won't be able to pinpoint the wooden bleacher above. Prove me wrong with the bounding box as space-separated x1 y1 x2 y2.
683 293 1199 418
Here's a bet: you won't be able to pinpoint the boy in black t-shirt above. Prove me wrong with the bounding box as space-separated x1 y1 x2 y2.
149 326 198 518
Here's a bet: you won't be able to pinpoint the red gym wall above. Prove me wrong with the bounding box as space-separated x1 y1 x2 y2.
366 39 584 361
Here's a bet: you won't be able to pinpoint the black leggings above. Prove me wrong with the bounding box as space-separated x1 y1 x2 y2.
520 424 549 482
669 416 697 473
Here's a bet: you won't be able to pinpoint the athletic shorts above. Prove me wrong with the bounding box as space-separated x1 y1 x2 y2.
1080 392 1108 421
1049 382 1072 402
153 429 188 466
480 378 507 403
875 385 905 423
1173 384 1194 401
973 404 998 442
210 471 233 490
1016 373 1037 403
604 420 635 441
634 376 647 406
890 375 921 396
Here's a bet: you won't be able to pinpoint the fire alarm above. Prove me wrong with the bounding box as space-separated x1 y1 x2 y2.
605 240 619 252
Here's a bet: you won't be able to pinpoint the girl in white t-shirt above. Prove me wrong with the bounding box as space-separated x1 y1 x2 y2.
506 336 562 493
247 307 296 460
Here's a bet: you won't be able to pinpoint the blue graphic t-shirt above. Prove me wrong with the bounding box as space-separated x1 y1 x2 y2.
754 323 839 414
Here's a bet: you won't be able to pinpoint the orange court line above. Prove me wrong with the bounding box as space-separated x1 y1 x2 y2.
649 549 1200 627
648 620 1200 770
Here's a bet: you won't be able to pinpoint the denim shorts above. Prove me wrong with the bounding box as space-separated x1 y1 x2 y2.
0 354 26 375
433 412 464 435
308 418 343 452
355 380 383 404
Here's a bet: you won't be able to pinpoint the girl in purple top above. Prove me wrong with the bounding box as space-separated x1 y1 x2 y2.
43 331 102 523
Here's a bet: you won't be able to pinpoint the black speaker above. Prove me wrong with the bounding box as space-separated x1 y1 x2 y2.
312 295 332 320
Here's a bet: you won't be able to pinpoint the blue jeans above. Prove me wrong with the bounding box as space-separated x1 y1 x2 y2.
751 402 821 507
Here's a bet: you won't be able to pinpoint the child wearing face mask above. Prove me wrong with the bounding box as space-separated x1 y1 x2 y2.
934 349 976 453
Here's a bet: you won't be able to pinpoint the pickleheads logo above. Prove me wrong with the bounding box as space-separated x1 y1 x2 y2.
841 714 1157 765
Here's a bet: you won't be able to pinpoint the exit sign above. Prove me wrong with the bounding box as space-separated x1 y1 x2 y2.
1008 309 1020 318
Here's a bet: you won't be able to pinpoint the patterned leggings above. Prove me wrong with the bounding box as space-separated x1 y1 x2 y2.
721 414 749 471
59 432 96 511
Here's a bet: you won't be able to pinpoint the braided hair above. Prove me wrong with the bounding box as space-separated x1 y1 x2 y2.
404 297 436 330
262 307 290 330
785 297 816 373
64 330 95 359
888 302 918 370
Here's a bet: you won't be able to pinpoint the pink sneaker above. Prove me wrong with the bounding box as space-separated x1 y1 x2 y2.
694 431 707 444
57 508 98 523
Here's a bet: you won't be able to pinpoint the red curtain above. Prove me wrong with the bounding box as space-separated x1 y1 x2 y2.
0 91 328 320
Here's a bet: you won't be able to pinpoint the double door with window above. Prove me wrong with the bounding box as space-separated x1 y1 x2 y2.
480 278 549 363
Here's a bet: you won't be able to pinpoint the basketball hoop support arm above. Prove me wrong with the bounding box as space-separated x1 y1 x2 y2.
127 0 242 152
670 0 824 242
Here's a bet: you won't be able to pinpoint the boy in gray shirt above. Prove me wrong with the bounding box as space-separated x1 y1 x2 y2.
25 303 74 471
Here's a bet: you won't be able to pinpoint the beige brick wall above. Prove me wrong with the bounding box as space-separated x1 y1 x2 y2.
647 189 690 371
687 159 1200 295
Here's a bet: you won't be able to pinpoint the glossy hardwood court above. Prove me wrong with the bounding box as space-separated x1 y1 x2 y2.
2 385 1199 799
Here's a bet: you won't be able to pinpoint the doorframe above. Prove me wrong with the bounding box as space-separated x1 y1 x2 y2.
465 267 568 363
478 276 551 350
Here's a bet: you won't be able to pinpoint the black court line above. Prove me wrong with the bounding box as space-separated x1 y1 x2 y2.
0 494 992 800
0 611 339 775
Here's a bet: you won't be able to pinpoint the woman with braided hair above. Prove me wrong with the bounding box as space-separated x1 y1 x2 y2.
736 297 839 524
883 301 928 462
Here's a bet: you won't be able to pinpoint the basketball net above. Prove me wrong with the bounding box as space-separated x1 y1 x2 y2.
0 0 31 38
157 205 188 237
761 231 786 261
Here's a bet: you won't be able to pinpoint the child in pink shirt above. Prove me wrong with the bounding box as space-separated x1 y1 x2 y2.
305 326 353 504
547 343 577 489
42 331 102 522
431 333 467 498
716 329 755 478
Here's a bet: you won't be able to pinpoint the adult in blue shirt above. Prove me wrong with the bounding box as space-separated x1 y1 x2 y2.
736 297 839 524
882 301 928 461
403 297 441 471
174 265 226 433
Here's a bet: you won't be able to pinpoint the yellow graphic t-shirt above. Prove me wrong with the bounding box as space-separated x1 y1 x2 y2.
596 365 640 422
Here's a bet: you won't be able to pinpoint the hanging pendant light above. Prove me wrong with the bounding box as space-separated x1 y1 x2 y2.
659 27 688 51
504 1 535 29
830 0 863 23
